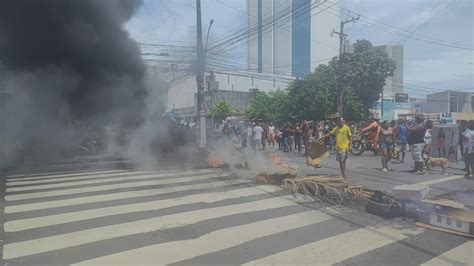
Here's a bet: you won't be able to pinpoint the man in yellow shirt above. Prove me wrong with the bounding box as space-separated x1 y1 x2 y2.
323 118 352 178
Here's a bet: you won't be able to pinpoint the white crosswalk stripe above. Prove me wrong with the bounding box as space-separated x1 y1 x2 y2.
4 178 247 214
3 197 295 259
5 173 219 201
4 186 280 232
422 241 474 266
1 166 471 265
6 169 129 182
245 224 424 265
74 210 333 265
6 169 212 186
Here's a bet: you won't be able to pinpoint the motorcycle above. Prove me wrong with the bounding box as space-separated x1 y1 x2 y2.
350 133 378 156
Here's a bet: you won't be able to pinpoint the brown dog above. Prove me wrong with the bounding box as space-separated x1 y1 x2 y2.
423 155 450 175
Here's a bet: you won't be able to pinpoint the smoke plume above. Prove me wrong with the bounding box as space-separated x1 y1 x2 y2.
0 0 153 165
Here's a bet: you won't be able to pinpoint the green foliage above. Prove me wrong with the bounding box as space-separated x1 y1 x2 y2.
245 39 396 121
244 90 291 122
286 64 337 120
209 100 233 120
340 40 397 112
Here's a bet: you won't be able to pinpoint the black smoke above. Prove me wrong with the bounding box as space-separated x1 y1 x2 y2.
0 0 149 164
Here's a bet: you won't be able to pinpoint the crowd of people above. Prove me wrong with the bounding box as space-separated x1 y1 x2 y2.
217 116 474 180
222 120 344 155
358 116 474 179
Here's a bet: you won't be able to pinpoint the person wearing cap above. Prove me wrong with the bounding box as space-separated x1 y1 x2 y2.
323 118 352 178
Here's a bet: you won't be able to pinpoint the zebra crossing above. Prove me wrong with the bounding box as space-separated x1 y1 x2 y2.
1 165 472 265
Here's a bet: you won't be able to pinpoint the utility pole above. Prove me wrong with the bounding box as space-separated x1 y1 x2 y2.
380 91 384 119
196 0 206 147
332 15 359 117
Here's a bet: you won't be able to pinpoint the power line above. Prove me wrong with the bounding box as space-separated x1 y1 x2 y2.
390 0 459 44
321 2 473 50
207 57 334 72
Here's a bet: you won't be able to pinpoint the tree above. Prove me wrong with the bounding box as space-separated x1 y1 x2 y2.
286 64 337 120
246 39 396 122
338 40 396 116
209 100 233 121
244 90 291 122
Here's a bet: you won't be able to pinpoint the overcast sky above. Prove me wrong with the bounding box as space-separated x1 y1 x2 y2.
127 0 473 98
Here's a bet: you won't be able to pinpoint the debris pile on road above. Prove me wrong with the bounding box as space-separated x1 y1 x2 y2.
282 176 379 207
255 172 296 185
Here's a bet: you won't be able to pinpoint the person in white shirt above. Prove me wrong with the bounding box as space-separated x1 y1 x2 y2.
253 123 264 153
463 120 474 179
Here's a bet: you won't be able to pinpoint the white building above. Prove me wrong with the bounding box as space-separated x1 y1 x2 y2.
423 90 473 113
247 0 340 77
166 69 295 111
376 45 404 99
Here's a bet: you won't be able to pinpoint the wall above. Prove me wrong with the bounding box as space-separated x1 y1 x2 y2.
450 91 472 112
272 0 292 75
291 0 311 77
204 90 252 112
247 0 259 71
452 112 474 123
166 70 295 111
311 0 340 70
423 90 472 113
376 45 403 99
262 0 274 72
247 0 340 77
423 91 449 113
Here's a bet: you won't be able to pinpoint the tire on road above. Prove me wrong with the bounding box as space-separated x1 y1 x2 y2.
350 140 364 156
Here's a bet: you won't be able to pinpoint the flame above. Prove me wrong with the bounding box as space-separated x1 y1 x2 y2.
270 153 284 165
207 150 224 168
270 153 299 174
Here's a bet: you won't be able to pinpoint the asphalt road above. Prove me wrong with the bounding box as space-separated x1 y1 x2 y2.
273 145 474 196
0 160 472 265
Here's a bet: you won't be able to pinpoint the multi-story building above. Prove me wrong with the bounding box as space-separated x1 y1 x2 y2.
166 69 295 112
423 90 473 113
247 0 340 77
376 45 404 99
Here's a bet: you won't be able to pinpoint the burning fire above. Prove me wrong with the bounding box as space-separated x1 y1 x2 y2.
270 154 284 165
270 153 299 174
207 150 224 168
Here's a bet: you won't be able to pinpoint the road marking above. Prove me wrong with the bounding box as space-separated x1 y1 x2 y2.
6 169 213 186
5 174 220 201
74 211 332 265
4 179 247 214
3 197 295 260
422 241 474 266
4 185 279 232
6 170 215 192
245 224 423 265
415 175 464 186
6 170 129 182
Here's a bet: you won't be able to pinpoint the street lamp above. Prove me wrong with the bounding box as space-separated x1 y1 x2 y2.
205 19 214 55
